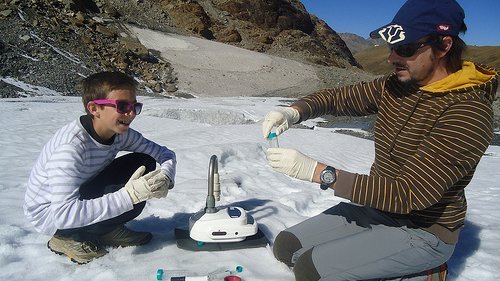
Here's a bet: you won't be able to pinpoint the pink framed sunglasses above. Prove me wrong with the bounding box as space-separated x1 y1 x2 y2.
93 99 143 115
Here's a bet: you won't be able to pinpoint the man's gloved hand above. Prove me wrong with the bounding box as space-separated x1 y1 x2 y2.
266 148 318 182
125 166 169 204
262 107 300 138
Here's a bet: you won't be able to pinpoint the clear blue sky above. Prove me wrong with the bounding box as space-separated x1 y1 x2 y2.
300 0 500 46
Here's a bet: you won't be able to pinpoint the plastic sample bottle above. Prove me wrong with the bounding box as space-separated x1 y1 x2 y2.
157 266 243 281
207 268 231 280
157 269 186 280
267 132 279 148
208 266 243 281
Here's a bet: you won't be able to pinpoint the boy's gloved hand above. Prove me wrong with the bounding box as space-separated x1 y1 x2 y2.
125 166 169 204
266 148 318 182
262 107 300 138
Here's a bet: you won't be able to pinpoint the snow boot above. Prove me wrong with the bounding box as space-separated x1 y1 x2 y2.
47 235 108 264
98 225 152 247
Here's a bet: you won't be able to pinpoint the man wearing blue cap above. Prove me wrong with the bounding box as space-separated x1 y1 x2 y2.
262 0 498 280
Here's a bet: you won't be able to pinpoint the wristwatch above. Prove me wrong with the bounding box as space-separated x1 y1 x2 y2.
320 166 336 190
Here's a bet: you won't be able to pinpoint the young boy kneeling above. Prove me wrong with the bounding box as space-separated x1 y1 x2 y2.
24 71 176 264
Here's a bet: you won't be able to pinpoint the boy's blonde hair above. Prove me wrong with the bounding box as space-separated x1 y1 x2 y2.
80 71 138 114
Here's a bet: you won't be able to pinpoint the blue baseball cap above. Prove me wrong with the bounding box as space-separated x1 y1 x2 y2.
370 0 465 46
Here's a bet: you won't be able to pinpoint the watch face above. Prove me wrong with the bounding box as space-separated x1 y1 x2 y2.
321 170 335 184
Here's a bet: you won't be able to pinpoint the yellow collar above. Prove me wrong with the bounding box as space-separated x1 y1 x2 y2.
420 61 496 93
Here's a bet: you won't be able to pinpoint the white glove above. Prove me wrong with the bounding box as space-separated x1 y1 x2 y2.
125 166 169 204
266 148 318 182
262 107 300 138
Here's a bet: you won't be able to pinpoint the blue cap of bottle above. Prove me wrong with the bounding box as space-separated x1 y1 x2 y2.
156 269 164 281
267 132 278 139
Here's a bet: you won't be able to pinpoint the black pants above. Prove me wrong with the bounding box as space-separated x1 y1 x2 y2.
55 153 156 241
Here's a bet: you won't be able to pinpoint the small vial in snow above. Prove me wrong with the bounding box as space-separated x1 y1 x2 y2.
267 132 279 148
157 269 194 281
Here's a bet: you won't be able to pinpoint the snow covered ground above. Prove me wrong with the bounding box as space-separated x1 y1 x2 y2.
1 29 499 281
0 95 499 281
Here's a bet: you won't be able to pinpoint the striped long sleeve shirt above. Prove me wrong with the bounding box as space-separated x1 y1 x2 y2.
292 62 498 243
24 118 176 235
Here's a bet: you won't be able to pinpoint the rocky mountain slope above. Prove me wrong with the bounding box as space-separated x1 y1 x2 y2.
0 0 367 98
338 32 384 54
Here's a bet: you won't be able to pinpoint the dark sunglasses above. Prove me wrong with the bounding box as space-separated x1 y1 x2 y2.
390 38 440 57
93 99 143 115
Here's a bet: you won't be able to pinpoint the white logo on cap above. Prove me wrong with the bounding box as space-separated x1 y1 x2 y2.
438 24 450 31
378 24 406 44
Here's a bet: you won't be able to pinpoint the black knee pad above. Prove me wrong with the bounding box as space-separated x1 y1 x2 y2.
273 231 302 267
293 248 321 281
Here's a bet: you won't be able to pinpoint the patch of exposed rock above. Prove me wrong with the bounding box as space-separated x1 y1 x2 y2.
0 0 365 98
0 0 180 97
